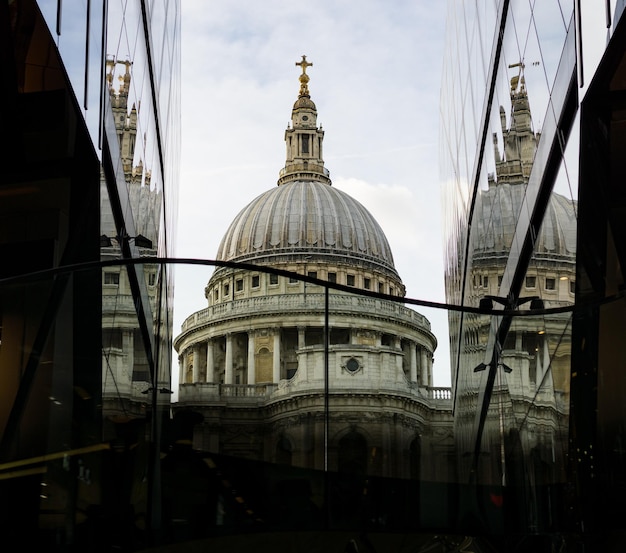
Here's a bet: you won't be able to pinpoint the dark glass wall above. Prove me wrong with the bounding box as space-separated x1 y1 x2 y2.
3 1 626 551
0 1 179 549
441 0 626 549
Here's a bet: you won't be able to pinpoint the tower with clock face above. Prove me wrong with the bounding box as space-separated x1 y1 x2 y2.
279 55 330 185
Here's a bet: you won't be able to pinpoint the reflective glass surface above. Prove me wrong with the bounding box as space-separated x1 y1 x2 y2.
3 0 626 551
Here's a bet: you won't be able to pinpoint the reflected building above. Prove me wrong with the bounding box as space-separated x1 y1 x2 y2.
451 66 575 524
101 57 162 422
174 59 453 485
440 0 626 547
0 1 180 549
441 2 581 538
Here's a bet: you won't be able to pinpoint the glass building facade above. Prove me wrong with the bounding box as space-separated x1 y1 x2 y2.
440 0 626 549
0 0 180 549
2 1 626 552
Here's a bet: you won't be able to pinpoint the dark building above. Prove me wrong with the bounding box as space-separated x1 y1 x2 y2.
0 1 180 550
440 1 626 549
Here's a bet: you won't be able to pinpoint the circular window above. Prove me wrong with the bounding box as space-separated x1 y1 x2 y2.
346 358 360 373
302 115 309 121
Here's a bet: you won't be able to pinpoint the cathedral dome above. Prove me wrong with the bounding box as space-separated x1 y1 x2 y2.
216 179 399 276
473 74 577 261
473 184 577 258
214 55 401 283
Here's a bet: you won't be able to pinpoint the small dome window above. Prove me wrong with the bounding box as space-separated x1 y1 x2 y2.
346 358 360 373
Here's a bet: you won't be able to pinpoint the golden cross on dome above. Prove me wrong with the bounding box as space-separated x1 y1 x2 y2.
295 55 313 96
296 55 313 75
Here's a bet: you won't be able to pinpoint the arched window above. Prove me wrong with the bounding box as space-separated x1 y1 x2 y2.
276 435 292 466
338 431 367 476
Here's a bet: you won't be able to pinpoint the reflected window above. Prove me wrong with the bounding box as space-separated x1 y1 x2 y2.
503 331 516 351
570 280 575 294
523 333 540 385
269 273 279 285
252 275 260 288
347 274 355 286
526 275 537 288
364 277 371 290
328 272 336 283
103 329 123 349
236 279 244 291
307 270 317 279
545 277 556 291
224 283 230 296
104 272 119 285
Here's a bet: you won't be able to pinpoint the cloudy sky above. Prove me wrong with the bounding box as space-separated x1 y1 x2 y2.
174 1 452 385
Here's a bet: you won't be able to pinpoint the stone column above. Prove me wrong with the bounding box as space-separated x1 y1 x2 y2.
225 334 233 385
273 330 281 383
247 332 256 385
123 330 134 383
178 355 184 386
427 353 433 387
192 345 200 383
419 351 426 387
410 342 417 383
298 327 306 349
394 336 402 372
180 352 188 384
206 339 214 383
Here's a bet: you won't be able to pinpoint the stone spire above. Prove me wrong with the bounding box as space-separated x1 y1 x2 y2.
490 62 539 187
277 55 331 186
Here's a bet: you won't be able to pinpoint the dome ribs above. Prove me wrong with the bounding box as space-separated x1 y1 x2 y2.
215 181 400 277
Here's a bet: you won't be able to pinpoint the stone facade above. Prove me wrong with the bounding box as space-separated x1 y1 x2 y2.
101 58 161 420
173 58 453 482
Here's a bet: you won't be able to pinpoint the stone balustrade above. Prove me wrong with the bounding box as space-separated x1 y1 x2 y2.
180 293 431 332
177 381 451 408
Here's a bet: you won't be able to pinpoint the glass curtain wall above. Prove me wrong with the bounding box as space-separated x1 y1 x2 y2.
0 1 180 550
440 0 626 546
440 0 579 536
4 0 626 551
